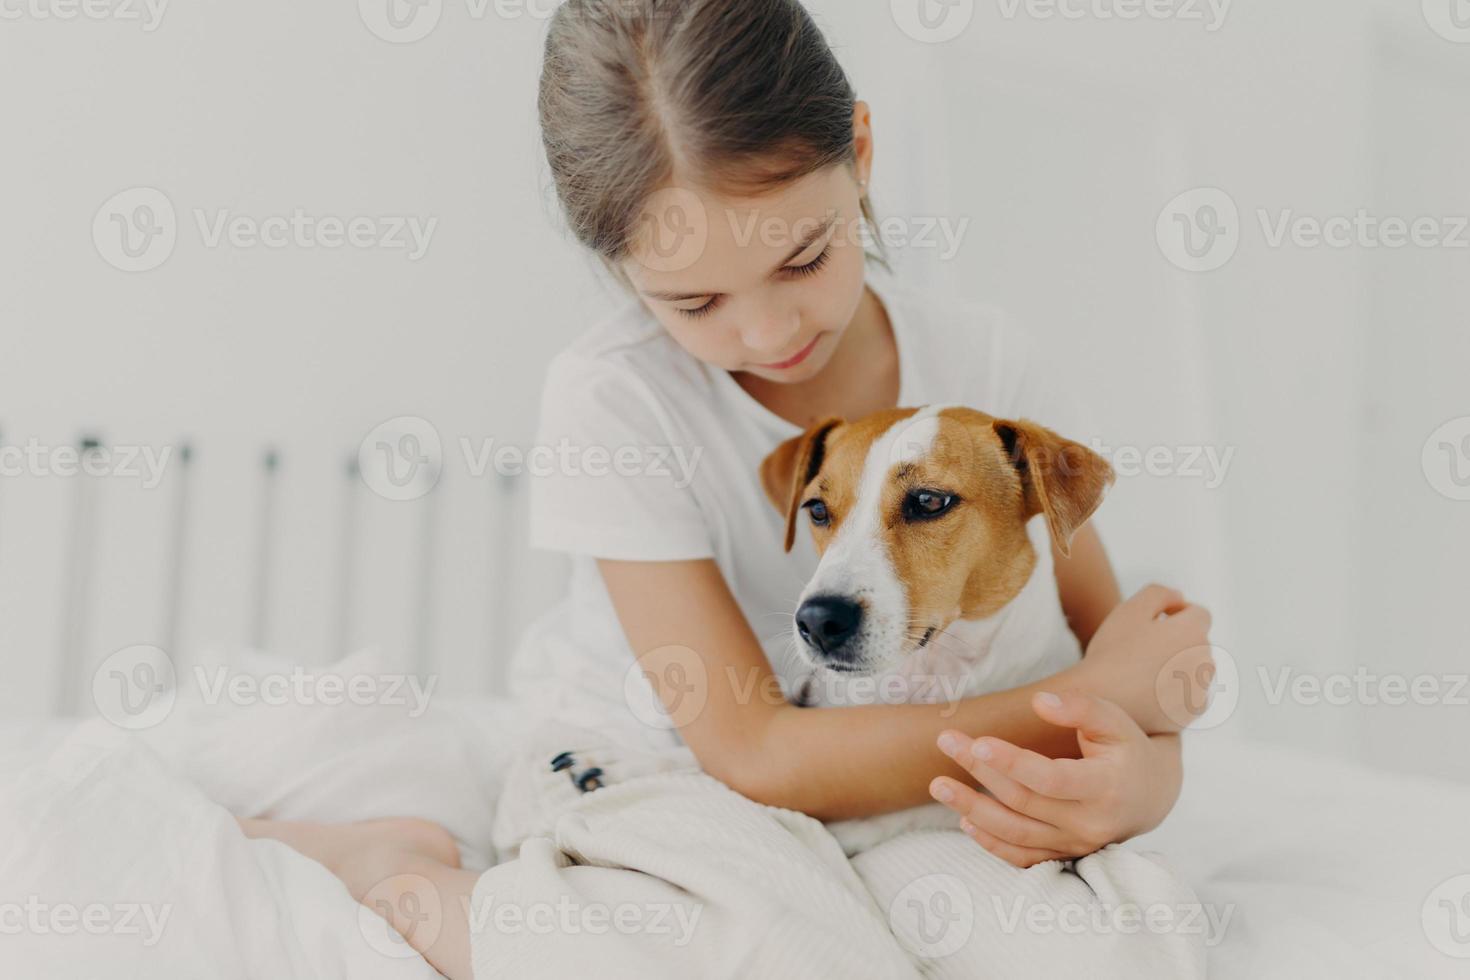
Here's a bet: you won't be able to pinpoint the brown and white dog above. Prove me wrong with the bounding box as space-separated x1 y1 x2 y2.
759 404 1114 855
547 404 1113 854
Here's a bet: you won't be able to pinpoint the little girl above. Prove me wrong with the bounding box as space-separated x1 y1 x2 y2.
246 1 1213 976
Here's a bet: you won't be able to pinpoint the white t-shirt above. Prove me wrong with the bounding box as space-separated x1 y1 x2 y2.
506 266 1083 753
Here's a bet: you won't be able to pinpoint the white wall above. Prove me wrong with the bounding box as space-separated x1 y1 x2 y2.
1 1 1465 779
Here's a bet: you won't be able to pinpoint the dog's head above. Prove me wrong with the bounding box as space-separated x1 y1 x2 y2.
760 405 1113 674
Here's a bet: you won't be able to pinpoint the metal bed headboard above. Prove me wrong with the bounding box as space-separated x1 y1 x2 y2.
11 432 534 717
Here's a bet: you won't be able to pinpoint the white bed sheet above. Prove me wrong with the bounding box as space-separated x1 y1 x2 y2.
1136 733 1470 978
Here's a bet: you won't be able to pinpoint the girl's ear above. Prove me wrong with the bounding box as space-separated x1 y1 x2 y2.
991 417 1114 557
759 417 844 552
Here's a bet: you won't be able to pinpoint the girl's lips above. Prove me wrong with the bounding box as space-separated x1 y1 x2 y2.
759 334 822 371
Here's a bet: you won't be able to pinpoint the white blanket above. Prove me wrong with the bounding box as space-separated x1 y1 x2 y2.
0 716 1203 980
470 720 1207 979
3 648 1468 978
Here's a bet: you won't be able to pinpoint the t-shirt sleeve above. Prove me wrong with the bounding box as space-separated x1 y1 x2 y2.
526 351 715 562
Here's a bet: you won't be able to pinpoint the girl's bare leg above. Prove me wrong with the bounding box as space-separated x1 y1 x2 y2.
239 816 479 980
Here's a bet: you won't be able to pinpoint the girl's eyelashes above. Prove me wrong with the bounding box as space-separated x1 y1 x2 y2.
676 296 723 320
671 244 832 320
784 244 832 280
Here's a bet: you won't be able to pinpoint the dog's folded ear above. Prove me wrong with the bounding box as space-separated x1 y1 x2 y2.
992 418 1115 557
759 417 844 552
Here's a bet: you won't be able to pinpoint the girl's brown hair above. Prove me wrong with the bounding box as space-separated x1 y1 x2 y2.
537 0 884 287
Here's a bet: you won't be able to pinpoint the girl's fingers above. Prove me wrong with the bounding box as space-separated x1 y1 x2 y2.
1123 583 1187 624
1171 602 1213 634
939 731 1107 802
957 817 1071 869
1029 691 1144 748
929 777 1070 852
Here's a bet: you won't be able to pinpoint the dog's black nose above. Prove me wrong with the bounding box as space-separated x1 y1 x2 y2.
795 595 863 658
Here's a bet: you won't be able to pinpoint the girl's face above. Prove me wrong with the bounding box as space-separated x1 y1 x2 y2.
620 162 871 385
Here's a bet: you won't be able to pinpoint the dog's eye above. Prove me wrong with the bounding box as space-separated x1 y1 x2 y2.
904 490 956 521
803 499 831 527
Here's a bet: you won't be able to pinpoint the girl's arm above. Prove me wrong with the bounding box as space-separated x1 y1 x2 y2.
1052 524 1122 649
598 557 1210 822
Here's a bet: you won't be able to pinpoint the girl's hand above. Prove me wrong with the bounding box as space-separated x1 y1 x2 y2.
1068 584 1215 735
927 692 1183 868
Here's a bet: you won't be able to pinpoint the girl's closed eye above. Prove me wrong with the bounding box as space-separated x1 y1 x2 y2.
677 296 723 320
675 245 835 320
783 243 832 280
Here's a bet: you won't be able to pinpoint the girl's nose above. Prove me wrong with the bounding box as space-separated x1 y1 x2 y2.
741 307 802 356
